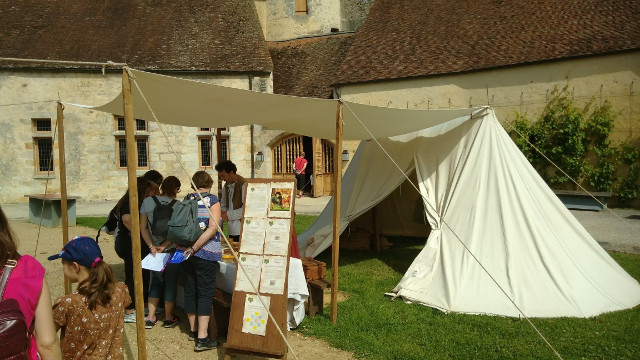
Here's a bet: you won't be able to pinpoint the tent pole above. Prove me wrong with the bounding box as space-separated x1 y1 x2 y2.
216 127 223 198
331 100 343 324
56 102 71 295
122 68 148 360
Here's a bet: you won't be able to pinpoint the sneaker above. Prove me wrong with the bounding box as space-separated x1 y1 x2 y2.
194 337 219 351
145 317 157 329
188 331 197 341
163 315 180 328
124 311 136 323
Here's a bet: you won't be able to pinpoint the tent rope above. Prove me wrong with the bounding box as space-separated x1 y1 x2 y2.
503 121 628 223
126 67 300 360
341 101 565 360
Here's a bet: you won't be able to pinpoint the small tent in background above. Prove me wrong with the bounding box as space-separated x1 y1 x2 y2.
298 109 640 318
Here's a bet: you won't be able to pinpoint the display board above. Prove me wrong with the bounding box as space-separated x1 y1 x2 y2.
225 179 295 357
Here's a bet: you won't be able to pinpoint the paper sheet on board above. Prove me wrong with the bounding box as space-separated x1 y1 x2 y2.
234 254 263 293
259 255 288 294
263 218 291 256
243 183 270 218
241 294 271 336
267 182 295 218
239 218 267 254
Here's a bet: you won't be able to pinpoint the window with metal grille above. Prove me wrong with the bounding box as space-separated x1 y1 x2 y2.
32 118 54 174
115 117 147 131
117 137 149 169
220 137 230 161
200 128 211 132
35 119 52 132
36 138 54 172
322 140 334 173
199 137 212 168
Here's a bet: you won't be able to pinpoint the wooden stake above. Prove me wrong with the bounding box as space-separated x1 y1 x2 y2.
331 100 343 324
122 68 147 360
56 102 71 295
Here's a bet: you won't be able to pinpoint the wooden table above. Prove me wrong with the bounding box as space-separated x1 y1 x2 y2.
24 194 79 227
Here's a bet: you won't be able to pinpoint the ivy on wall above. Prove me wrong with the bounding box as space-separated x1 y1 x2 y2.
508 86 640 204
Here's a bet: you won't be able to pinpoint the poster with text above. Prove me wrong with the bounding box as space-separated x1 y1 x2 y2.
234 254 263 293
259 255 287 294
263 218 291 256
243 183 270 218
241 294 271 336
267 182 295 218
239 218 267 254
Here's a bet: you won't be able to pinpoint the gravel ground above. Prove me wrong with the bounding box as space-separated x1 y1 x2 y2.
9 219 356 360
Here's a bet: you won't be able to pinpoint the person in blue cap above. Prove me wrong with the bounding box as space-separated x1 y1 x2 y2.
48 236 131 360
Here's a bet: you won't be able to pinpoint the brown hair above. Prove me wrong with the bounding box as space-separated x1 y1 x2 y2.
115 176 153 215
72 259 116 310
161 176 181 198
0 205 19 268
192 171 213 189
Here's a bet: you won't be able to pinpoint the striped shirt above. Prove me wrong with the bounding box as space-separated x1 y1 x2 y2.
186 192 222 262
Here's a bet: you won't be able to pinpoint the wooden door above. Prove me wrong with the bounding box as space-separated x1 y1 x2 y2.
312 138 334 197
271 135 302 181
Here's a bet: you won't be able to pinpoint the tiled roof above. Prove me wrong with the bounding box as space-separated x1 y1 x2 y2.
269 34 355 99
337 0 640 85
0 0 272 72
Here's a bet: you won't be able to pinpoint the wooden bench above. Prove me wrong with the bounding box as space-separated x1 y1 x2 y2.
24 194 79 227
553 190 612 211
306 279 331 318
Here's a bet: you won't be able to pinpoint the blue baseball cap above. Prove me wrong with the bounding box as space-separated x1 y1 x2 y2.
48 236 103 268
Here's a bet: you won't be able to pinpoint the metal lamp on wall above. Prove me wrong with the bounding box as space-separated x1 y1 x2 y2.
341 150 349 161
256 151 265 162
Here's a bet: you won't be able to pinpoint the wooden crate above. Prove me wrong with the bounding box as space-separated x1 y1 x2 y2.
301 257 327 281
339 228 372 251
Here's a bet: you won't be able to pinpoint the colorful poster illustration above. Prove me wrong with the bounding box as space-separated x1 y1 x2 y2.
263 218 291 256
239 218 267 254
268 182 295 218
234 254 263 293
241 294 271 336
259 255 287 294
243 183 270 218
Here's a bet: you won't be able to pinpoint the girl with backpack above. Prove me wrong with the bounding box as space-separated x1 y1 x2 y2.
139 175 182 329
48 236 130 360
179 170 222 352
0 205 61 360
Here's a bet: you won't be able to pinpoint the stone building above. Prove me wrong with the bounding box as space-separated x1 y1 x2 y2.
0 0 370 203
1 0 637 203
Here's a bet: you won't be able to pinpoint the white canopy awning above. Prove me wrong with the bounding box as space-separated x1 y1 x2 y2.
93 69 480 139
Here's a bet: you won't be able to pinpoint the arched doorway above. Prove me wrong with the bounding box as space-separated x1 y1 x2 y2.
271 135 334 197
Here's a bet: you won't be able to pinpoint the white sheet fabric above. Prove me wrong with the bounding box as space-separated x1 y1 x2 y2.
298 110 640 318
217 259 309 329
92 69 478 140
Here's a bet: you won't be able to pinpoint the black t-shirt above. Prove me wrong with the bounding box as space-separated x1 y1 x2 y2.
116 200 131 244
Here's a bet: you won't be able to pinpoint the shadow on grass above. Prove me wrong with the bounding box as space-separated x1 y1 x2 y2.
314 236 427 276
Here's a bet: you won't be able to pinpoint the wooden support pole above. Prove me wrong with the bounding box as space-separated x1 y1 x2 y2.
56 102 71 295
216 127 223 198
331 100 343 324
122 68 147 360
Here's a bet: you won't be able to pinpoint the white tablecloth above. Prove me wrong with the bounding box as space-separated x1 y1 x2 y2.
177 258 309 330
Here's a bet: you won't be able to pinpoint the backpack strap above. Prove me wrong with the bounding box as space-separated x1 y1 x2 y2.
0 259 17 299
169 199 177 207
152 195 161 206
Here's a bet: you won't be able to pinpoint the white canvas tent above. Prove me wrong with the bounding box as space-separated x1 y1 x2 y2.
89 69 640 318
298 109 640 318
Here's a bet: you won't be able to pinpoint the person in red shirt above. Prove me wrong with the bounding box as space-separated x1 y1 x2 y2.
293 151 308 198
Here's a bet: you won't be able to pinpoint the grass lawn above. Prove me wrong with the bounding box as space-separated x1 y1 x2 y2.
77 216 640 359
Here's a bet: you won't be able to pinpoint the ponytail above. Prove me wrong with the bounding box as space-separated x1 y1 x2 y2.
77 260 116 310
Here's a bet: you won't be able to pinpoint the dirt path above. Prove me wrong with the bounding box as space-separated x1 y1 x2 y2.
9 219 356 360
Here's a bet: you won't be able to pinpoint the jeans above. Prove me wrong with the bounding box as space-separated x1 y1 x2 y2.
181 256 219 316
148 262 180 303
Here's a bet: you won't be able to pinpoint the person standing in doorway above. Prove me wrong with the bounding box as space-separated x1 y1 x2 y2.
215 160 246 242
293 151 308 198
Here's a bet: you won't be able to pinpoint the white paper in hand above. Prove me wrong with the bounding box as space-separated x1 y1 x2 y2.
141 253 171 271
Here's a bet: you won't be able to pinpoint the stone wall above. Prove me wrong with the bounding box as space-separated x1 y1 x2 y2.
0 71 276 203
265 0 341 41
337 52 640 142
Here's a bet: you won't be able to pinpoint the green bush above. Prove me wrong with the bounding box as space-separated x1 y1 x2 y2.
508 86 640 204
